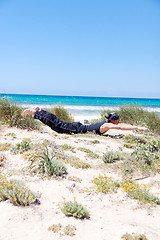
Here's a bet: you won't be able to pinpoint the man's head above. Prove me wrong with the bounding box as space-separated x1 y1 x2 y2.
106 112 119 124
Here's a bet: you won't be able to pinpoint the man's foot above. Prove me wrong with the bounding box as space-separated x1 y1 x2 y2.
22 107 41 116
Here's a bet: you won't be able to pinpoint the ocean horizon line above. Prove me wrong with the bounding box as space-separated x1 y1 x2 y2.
0 92 160 100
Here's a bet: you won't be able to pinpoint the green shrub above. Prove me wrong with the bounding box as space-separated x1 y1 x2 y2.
0 98 40 130
131 140 160 171
103 151 122 163
91 174 120 193
31 147 67 177
61 200 90 219
120 140 160 177
0 176 39 206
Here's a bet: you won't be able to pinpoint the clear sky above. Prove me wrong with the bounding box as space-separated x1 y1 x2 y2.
0 0 160 98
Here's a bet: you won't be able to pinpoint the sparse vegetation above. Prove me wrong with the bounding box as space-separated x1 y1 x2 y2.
78 147 99 159
117 139 160 177
0 142 11 151
60 144 76 153
91 174 160 205
64 157 91 169
121 232 148 240
68 176 82 183
121 180 160 205
90 140 100 144
48 223 77 237
5 132 16 138
10 139 31 154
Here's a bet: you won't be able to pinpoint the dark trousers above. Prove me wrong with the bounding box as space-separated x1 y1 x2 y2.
34 110 84 134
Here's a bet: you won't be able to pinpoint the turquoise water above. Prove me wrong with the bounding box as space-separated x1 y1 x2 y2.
1 93 160 121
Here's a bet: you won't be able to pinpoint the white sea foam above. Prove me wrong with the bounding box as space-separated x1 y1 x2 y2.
20 104 119 111
20 103 160 112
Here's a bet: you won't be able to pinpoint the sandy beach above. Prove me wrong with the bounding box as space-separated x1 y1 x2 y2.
0 124 160 240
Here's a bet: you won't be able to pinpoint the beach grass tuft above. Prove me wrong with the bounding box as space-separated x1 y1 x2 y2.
0 98 40 130
30 146 67 177
45 105 74 122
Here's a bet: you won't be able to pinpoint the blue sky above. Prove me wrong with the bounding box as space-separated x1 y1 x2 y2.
0 0 160 98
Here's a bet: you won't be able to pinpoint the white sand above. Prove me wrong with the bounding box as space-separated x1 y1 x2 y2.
0 125 160 240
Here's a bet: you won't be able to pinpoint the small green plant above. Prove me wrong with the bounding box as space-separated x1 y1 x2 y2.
68 176 82 183
10 139 31 154
0 154 6 166
91 174 120 193
60 144 76 153
0 176 40 206
121 180 160 205
64 157 91 169
103 151 122 163
5 132 16 138
124 143 134 149
61 199 90 219
120 157 137 177
48 223 77 236
31 147 67 177
121 232 148 240
78 147 99 159
90 140 100 144
0 142 11 151
63 225 77 236
48 223 62 233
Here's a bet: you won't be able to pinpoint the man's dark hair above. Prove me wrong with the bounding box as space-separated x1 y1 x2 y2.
106 112 119 122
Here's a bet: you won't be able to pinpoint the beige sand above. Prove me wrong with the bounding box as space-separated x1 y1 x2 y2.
0 125 160 240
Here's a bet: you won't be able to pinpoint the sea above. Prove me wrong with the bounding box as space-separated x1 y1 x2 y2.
0 93 160 122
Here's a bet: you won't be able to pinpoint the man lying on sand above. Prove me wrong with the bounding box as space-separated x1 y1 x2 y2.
22 108 149 135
